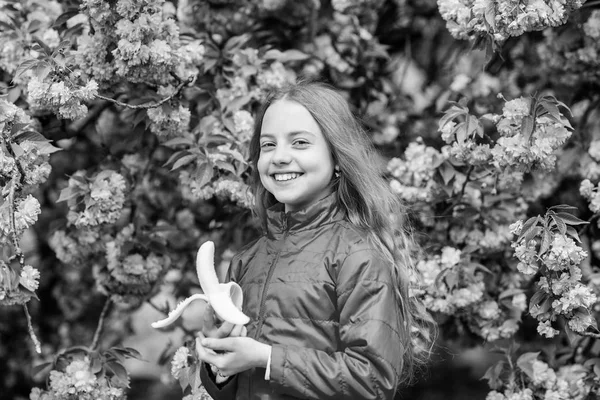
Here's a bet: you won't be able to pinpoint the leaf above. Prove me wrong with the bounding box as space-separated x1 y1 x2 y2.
438 161 456 185
438 106 464 132
555 212 588 226
484 2 496 30
519 216 539 243
10 142 24 157
524 225 540 245
521 115 534 140
444 270 459 290
481 360 504 390
170 154 197 171
178 368 191 391
31 36 52 56
214 160 237 175
105 361 129 388
196 162 215 188
90 355 103 374
565 226 582 243
263 48 310 62
553 215 567 236
454 121 467 143
13 59 39 79
53 10 80 27
498 288 524 300
529 290 548 312
223 34 251 52
224 94 252 113
516 352 540 380
56 187 79 203
27 19 42 34
32 361 53 377
7 86 21 103
162 137 194 148
538 228 552 256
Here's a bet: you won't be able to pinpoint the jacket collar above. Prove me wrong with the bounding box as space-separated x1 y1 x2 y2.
266 192 345 236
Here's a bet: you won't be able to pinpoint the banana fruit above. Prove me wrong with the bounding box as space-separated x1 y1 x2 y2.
151 241 250 329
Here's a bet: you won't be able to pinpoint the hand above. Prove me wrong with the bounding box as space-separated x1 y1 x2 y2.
201 303 247 339
195 335 271 377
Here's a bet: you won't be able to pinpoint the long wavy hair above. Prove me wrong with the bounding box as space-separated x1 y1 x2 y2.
248 80 435 386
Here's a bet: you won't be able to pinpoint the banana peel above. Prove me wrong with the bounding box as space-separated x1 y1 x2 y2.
151 241 250 328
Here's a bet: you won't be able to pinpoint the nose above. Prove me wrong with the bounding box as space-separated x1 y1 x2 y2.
271 144 291 165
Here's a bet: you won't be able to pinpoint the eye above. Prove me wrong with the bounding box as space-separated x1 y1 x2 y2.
293 139 310 147
260 141 275 149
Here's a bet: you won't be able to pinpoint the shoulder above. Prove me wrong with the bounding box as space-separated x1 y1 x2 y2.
231 236 265 264
329 221 393 280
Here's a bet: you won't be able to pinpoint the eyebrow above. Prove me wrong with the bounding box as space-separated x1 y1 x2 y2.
260 130 317 139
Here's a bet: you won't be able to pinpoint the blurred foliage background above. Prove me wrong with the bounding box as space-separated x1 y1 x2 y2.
2 0 600 399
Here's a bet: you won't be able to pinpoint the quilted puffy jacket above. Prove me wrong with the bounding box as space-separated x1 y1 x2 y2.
200 193 406 400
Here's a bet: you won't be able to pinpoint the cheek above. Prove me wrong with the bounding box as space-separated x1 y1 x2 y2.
257 156 269 178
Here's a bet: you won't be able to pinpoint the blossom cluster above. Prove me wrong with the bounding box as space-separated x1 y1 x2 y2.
94 224 169 307
511 221 596 337
0 262 40 306
486 358 593 400
27 77 99 120
0 0 63 75
171 345 212 400
29 356 126 400
413 247 485 314
147 103 191 141
450 222 515 252
537 10 600 86
0 195 42 244
580 139 600 182
78 0 181 85
438 0 585 44
491 97 572 172
179 171 254 209
64 170 127 228
387 139 444 202
48 228 101 265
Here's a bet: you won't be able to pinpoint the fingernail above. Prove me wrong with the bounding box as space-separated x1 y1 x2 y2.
201 339 208 346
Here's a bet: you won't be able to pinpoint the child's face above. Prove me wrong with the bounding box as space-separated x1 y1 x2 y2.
257 99 335 212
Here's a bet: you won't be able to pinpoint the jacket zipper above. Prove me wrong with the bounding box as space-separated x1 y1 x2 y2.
249 215 288 397
254 215 288 339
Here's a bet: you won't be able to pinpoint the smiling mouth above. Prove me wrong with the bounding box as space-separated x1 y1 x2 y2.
272 173 302 181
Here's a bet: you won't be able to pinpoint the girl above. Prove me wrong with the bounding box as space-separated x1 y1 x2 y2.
195 81 432 400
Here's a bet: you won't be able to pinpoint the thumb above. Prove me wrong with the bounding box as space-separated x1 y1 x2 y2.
201 337 236 352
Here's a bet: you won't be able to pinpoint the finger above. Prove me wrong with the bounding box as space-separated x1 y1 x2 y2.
195 337 218 362
201 337 236 352
215 322 235 338
241 326 247 337
230 324 244 337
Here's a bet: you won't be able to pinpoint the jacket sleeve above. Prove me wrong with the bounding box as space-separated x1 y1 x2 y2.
200 362 238 399
268 248 405 399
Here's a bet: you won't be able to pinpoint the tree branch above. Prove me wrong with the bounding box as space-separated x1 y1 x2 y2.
91 297 112 351
94 75 195 110
23 304 41 354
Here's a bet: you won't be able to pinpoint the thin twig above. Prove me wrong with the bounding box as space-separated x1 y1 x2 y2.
8 167 25 266
94 75 195 110
91 297 112 351
441 165 475 216
23 304 42 354
581 331 600 339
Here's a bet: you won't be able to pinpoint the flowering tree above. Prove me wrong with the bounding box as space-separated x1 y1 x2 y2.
2 0 600 399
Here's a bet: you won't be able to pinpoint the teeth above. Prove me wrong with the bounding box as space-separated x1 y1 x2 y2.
274 173 300 181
